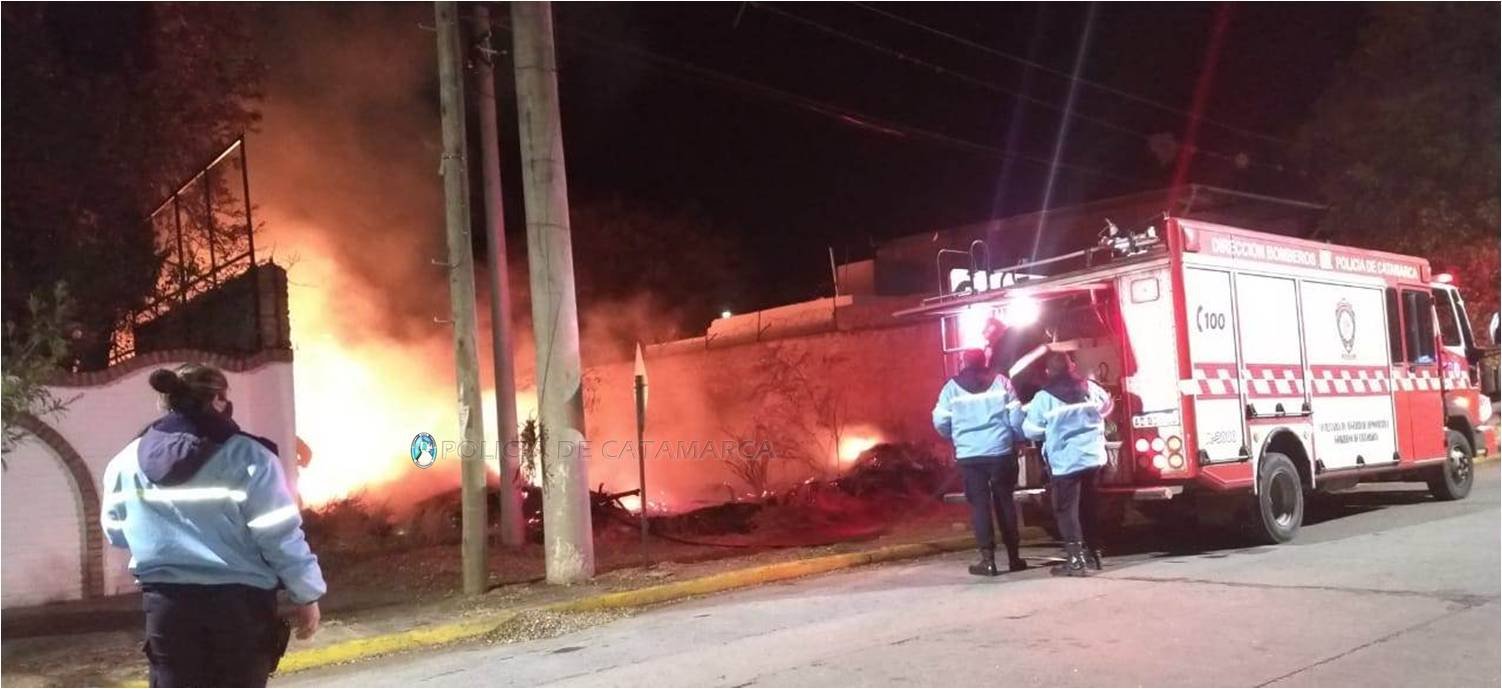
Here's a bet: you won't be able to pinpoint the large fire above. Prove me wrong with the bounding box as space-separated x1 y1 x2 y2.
245 9 896 516
267 217 537 510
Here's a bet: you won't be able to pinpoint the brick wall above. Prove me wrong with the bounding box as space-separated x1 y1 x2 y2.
1 349 297 608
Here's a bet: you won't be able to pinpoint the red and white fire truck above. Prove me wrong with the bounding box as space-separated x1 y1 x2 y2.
900 216 1496 543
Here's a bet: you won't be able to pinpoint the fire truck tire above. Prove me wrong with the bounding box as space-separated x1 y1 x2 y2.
1249 453 1303 544
1427 430 1474 501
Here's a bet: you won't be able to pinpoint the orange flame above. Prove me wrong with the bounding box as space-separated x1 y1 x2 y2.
270 217 538 509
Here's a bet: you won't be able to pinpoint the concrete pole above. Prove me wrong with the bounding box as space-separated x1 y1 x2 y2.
434 0 490 595
471 4 525 549
511 0 595 584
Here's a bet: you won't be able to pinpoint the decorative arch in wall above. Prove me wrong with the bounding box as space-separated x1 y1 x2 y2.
13 413 104 598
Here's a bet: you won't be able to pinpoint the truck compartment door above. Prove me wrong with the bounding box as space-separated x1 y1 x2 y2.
1235 273 1308 418
1184 268 1246 462
1302 282 1397 470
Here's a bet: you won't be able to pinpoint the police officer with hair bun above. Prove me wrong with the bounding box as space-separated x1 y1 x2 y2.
101 364 325 687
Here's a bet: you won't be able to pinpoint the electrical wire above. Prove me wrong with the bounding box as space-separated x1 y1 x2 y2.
750 2 1273 173
547 21 1141 184
850 1 1292 147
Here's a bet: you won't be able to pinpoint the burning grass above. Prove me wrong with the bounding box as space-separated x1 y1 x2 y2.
301 442 956 560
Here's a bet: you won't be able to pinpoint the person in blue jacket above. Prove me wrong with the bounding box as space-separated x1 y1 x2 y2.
933 348 1029 576
1023 350 1114 576
101 365 326 687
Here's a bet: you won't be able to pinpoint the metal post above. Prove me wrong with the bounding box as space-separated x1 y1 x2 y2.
239 138 263 350
435 0 491 596
472 4 526 549
636 374 648 558
634 343 649 558
171 197 190 345
512 0 595 584
204 167 218 287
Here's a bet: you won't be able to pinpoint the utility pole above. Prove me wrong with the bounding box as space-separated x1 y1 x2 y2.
471 4 525 549
434 0 490 595
511 0 595 584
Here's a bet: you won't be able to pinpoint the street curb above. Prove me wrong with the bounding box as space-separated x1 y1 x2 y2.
272 611 522 675
265 535 976 679
544 536 975 614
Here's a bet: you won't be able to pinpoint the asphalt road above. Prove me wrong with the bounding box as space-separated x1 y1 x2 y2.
286 465 1501 687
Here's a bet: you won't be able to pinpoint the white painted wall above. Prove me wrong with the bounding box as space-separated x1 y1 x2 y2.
0 358 296 608
2 435 84 607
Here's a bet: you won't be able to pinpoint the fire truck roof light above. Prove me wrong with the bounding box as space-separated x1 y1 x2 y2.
1001 296 1041 328
1434 273 1454 284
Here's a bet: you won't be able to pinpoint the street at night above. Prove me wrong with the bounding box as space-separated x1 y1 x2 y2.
284 466 1501 688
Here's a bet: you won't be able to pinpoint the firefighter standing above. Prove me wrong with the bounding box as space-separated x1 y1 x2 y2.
933 349 1030 576
101 365 325 687
1022 351 1113 576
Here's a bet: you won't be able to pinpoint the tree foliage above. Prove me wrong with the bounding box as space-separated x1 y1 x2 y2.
1296 3 1500 330
2 284 78 455
2 4 264 368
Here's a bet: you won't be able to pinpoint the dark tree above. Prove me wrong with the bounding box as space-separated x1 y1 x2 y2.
1296 3 1500 331
2 4 264 368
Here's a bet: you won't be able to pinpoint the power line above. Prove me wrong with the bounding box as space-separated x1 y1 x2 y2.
547 22 1141 184
850 2 1291 147
750 2 1275 173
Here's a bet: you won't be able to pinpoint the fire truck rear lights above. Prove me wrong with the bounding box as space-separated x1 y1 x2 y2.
1167 453 1185 469
1134 438 1151 453
1151 437 1166 452
1152 454 1168 469
1166 436 1183 451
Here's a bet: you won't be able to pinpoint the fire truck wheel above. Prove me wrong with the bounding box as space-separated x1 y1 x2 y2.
1427 430 1474 501
1249 453 1303 544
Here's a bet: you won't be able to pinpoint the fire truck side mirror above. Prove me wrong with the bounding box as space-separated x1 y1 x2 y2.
1488 312 1499 346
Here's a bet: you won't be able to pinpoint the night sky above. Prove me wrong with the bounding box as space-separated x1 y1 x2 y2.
517 2 1366 307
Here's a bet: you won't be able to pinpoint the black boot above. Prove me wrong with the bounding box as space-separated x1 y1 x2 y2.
968 548 1000 577
1004 545 1028 572
1084 545 1103 571
1050 542 1090 577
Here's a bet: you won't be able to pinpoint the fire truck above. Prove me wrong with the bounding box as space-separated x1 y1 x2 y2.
899 216 1496 543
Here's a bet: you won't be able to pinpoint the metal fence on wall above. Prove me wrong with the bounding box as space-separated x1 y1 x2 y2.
108 137 261 365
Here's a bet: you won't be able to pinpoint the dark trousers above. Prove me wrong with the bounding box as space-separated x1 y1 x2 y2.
960 454 1021 557
1050 467 1100 545
141 583 287 688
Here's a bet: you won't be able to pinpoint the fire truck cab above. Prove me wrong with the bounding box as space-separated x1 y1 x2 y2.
900 216 1494 543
